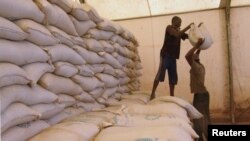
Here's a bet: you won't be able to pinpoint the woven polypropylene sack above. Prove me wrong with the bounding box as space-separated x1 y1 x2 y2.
0 17 27 41
188 24 213 50
199 23 213 49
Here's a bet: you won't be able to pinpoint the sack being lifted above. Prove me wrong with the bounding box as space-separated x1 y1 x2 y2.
188 23 213 50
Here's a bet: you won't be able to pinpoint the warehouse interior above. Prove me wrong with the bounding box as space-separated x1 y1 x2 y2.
86 0 250 123
1 0 250 141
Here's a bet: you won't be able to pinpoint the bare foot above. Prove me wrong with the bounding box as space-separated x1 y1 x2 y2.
150 94 155 100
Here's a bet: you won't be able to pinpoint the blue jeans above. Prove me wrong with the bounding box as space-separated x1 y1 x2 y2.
155 55 177 85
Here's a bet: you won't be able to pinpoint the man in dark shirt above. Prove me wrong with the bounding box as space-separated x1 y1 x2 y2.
150 16 193 99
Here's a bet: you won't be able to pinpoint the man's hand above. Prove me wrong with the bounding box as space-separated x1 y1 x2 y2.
196 38 204 48
189 22 194 28
198 22 203 27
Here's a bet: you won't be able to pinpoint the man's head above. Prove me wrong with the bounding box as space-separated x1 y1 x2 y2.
172 16 182 28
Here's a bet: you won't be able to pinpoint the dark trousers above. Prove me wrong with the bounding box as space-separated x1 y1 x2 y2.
193 92 210 141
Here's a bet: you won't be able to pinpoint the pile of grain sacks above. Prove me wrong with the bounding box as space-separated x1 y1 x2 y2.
0 0 142 140
27 94 201 141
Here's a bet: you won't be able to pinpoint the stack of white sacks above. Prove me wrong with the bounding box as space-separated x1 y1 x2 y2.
26 93 202 141
0 0 142 140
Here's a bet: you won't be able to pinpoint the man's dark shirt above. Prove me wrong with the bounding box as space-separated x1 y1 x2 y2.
160 25 188 59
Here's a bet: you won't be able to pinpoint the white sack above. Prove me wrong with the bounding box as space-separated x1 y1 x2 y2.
119 77 130 85
31 103 65 120
188 24 213 50
199 23 214 49
15 19 58 46
116 53 130 66
45 44 86 65
0 63 31 88
102 87 118 100
104 98 121 106
97 97 119 106
82 3 103 23
35 0 78 36
97 19 124 34
39 73 82 95
89 87 105 99
99 40 115 53
22 62 55 87
111 92 122 100
74 91 95 103
28 127 85 141
95 126 194 141
115 69 127 78
84 110 117 120
0 85 58 113
111 35 130 46
95 73 119 88
48 0 74 13
123 67 133 77
123 68 134 78
110 114 198 138
76 65 95 77
96 102 130 115
135 61 143 70
189 24 203 46
47 107 85 125
71 75 104 91
115 43 136 59
87 64 104 73
57 94 77 107
64 112 112 128
47 25 74 47
76 102 105 112
129 81 140 91
128 69 140 78
111 51 119 58
0 39 49 66
116 85 130 93
1 120 50 141
149 96 203 119
0 17 27 41
71 3 90 21
1 103 41 133
103 64 116 77
100 52 122 69
108 98 145 107
134 70 143 77
85 28 114 40
70 15 96 36
54 62 78 77
0 0 45 23
73 45 105 64
121 93 150 103
51 121 100 141
126 42 137 51
124 103 190 122
96 97 106 106
126 58 138 69
83 38 104 53
70 36 85 46
122 28 137 42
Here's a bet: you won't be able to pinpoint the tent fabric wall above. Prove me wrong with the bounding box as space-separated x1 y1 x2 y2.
85 0 221 20
84 0 250 21
117 6 250 119
231 7 250 110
